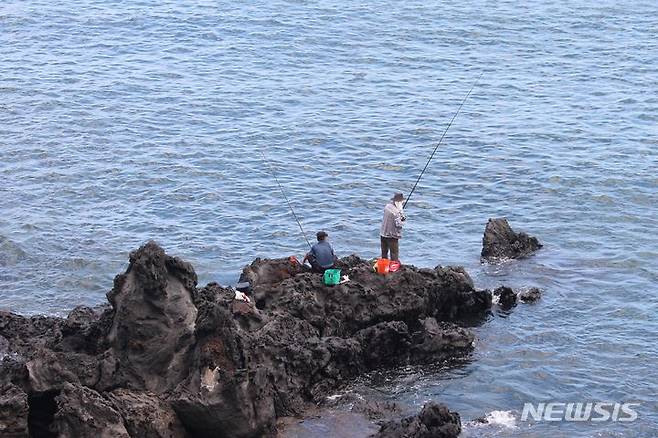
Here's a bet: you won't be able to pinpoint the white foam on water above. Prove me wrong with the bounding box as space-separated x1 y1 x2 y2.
483 410 517 429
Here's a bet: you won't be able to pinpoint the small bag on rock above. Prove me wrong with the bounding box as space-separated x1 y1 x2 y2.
323 268 341 286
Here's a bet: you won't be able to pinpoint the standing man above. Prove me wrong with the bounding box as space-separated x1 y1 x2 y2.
380 192 406 261
303 231 338 273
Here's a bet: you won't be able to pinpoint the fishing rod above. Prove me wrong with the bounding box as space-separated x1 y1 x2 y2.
403 73 483 209
260 150 312 249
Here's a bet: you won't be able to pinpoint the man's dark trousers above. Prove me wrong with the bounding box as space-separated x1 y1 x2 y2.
380 236 399 261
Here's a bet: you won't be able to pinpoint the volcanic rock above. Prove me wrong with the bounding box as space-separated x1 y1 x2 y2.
372 402 461 438
0 383 29 437
518 287 542 303
53 383 130 438
106 241 198 393
493 286 543 308
481 218 542 262
105 389 189 438
350 399 405 422
493 286 518 309
0 242 496 438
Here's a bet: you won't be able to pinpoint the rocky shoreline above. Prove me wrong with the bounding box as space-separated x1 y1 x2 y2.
0 219 541 438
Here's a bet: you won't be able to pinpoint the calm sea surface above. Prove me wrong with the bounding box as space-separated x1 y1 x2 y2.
1 0 657 436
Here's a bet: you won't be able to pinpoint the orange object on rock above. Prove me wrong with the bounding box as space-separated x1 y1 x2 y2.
376 258 391 274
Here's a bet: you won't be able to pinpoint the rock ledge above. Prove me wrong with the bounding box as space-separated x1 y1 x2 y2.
1 242 500 438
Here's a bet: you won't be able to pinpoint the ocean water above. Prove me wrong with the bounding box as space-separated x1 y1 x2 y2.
1 0 657 436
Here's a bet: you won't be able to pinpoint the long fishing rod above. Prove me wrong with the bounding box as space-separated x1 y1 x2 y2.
260 150 312 249
403 73 483 209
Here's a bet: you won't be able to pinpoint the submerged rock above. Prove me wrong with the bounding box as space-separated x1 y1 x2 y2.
518 287 542 303
350 399 405 422
0 242 496 438
493 286 543 309
372 402 461 438
481 218 542 262
493 286 518 309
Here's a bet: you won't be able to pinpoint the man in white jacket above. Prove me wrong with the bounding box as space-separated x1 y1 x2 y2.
380 192 406 261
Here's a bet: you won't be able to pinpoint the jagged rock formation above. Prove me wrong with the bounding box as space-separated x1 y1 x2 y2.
371 402 461 438
0 382 29 437
0 241 498 438
481 218 542 262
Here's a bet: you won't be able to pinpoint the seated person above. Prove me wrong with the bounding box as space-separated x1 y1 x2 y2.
303 231 338 273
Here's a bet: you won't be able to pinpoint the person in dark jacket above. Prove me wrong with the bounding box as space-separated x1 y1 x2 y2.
303 231 338 273
380 192 406 261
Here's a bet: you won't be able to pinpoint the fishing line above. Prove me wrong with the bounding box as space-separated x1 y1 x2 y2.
404 73 483 209
260 150 312 249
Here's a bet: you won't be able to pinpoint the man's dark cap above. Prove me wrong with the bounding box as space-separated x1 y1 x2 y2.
316 231 328 239
392 192 404 201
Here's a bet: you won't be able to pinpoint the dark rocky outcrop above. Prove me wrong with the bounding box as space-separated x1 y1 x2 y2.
481 218 542 262
0 383 29 437
106 242 198 393
53 383 130 438
372 402 461 438
0 242 498 438
493 286 518 309
106 389 188 438
493 286 543 309
518 287 542 303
